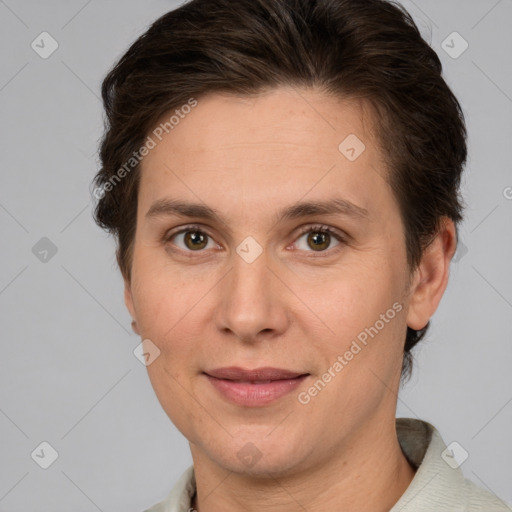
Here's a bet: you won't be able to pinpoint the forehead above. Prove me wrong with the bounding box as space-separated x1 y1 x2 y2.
137 87 392 222
148 87 379 155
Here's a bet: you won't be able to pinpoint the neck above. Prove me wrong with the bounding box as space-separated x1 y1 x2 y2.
190 417 416 512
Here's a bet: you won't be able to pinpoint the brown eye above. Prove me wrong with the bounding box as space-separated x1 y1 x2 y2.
294 225 345 253
306 231 331 251
165 226 215 252
183 230 209 250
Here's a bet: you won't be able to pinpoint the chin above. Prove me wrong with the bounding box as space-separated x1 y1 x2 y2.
204 433 314 478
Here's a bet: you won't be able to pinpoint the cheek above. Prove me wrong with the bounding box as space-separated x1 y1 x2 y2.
130 256 197 350
306 261 408 383
311 263 402 329
310 278 406 402
145 356 202 442
133 267 205 431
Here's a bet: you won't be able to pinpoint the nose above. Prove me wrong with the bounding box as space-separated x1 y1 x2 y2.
214 244 290 344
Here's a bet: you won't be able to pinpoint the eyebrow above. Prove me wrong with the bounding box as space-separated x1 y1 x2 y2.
145 197 370 227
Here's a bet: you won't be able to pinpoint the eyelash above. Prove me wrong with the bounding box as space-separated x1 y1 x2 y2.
162 223 347 257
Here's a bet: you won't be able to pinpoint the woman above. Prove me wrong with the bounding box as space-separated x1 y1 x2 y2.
92 0 511 510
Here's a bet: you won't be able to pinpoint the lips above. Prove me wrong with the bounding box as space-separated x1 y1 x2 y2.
205 366 307 381
203 366 310 406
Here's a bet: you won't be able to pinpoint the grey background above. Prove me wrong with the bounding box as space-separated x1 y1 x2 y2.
0 0 511 510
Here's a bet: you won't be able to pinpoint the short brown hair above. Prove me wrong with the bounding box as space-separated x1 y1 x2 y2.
92 0 467 381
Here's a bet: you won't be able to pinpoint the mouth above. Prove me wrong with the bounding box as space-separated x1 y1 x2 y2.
203 366 310 406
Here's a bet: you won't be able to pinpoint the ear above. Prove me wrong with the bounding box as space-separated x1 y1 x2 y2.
406 217 457 330
124 278 140 334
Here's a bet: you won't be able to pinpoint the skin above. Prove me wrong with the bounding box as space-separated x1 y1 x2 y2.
124 86 457 512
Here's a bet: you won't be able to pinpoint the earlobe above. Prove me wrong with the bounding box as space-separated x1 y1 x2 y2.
406 218 457 331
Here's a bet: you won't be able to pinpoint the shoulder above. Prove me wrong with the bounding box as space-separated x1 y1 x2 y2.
393 418 511 511
462 477 511 511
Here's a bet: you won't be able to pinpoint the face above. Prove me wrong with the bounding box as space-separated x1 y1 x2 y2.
125 86 433 476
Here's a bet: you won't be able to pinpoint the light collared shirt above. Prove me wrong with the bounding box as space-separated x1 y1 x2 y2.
144 418 511 511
